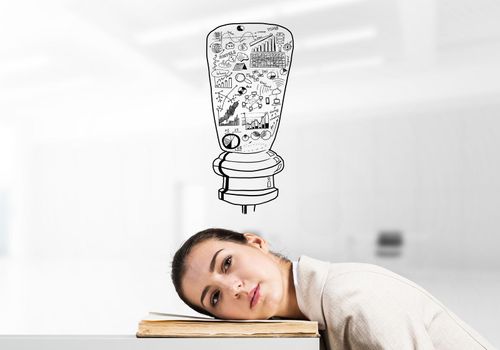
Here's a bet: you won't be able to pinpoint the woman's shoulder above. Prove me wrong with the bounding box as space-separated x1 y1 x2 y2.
296 256 433 329
298 255 399 281
299 256 428 304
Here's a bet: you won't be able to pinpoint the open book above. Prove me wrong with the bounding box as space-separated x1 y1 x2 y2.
136 312 319 338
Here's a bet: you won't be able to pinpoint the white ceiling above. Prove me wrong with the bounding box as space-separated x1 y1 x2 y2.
2 0 499 86
1 0 500 125
67 0 404 84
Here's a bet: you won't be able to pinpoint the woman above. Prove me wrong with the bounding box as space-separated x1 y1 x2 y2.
171 228 495 350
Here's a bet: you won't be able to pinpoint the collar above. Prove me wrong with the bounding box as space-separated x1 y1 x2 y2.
292 260 299 291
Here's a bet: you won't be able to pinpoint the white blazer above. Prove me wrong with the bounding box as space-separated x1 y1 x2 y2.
295 256 495 350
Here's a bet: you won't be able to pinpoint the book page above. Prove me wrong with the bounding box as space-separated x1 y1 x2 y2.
145 312 312 323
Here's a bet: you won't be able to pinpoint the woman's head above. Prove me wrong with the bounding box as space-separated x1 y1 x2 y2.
171 228 290 319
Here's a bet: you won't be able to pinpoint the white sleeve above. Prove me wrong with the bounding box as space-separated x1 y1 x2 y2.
321 272 493 350
333 284 435 350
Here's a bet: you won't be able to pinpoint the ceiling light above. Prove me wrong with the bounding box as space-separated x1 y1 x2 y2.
293 56 384 76
0 55 50 76
173 57 204 71
302 27 378 49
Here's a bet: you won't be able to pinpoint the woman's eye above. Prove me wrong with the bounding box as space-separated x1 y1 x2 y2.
223 256 232 272
211 290 220 306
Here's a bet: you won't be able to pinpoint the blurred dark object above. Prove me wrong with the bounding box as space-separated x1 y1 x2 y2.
376 230 403 257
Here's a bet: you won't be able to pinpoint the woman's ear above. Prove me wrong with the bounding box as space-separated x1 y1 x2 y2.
243 233 269 252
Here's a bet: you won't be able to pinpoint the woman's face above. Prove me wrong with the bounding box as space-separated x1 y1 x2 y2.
181 234 286 319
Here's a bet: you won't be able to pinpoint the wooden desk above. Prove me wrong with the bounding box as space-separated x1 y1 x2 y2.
0 335 320 350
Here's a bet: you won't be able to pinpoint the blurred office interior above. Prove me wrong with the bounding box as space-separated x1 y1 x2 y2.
0 0 499 345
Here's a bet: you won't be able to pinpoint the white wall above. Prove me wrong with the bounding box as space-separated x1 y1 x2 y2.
12 95 500 269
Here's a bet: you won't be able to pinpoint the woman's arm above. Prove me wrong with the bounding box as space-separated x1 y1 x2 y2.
321 271 493 350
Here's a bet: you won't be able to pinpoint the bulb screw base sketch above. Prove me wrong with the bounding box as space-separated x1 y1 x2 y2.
213 150 284 212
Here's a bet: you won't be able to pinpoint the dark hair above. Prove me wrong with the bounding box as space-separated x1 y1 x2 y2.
171 228 288 317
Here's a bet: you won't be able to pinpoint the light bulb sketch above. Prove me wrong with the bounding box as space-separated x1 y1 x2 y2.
206 23 294 214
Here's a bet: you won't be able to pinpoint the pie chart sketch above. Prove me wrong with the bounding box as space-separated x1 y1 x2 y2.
251 131 261 140
261 130 271 140
222 134 240 149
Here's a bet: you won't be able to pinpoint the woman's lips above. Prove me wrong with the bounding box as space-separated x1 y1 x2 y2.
250 284 260 308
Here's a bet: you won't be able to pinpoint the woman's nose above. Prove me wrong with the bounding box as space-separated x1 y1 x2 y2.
227 279 243 297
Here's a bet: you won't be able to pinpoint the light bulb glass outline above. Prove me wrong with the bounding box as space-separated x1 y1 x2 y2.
206 22 294 155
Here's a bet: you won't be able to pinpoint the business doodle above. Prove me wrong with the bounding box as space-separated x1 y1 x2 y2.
206 23 294 213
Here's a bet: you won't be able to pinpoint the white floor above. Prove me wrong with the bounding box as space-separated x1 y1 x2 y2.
0 258 498 347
